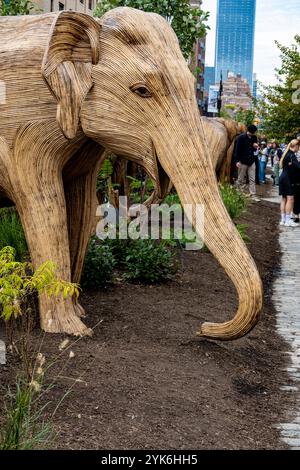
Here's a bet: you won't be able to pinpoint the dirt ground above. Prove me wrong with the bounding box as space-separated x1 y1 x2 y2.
0 185 295 450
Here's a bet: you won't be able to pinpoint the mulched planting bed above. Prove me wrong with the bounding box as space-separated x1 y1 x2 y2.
0 194 294 449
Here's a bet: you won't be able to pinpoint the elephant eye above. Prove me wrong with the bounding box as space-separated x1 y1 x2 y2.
130 84 152 98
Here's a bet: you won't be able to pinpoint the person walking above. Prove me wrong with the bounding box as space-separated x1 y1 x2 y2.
272 141 283 186
279 139 300 227
258 142 268 184
235 125 260 202
293 134 300 222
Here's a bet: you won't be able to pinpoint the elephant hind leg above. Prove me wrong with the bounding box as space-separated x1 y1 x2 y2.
63 141 105 286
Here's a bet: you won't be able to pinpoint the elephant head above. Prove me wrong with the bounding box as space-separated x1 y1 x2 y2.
42 8 263 340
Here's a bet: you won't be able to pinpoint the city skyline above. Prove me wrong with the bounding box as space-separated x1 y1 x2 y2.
214 0 256 88
202 0 300 86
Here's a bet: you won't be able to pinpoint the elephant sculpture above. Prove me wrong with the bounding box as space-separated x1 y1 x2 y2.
204 118 247 182
0 8 263 340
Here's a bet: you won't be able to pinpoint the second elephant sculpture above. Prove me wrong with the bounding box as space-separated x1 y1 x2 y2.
0 8 263 340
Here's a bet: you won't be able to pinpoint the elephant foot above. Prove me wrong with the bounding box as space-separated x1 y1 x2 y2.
40 296 92 337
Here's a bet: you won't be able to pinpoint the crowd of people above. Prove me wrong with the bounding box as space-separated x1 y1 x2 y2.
233 125 300 227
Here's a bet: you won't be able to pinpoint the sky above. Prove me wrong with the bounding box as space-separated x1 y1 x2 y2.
201 0 300 86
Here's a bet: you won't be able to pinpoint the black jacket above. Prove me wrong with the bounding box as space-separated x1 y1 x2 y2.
282 150 300 185
234 133 258 166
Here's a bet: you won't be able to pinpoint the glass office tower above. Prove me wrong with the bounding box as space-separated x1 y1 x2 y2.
214 0 256 88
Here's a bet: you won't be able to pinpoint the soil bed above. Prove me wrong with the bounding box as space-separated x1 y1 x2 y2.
0 193 294 449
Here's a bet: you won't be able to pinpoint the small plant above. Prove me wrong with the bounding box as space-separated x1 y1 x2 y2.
96 158 114 194
81 237 116 289
0 373 51 450
219 184 247 219
0 208 28 261
0 247 84 450
123 239 177 283
0 246 80 322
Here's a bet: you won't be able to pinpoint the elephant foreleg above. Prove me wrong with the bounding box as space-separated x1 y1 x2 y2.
11 124 91 335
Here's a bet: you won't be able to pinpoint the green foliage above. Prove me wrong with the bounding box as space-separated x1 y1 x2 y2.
0 208 28 261
128 175 154 203
257 35 300 141
219 108 232 120
235 224 251 244
103 236 131 263
123 239 176 283
82 232 177 286
81 237 116 289
0 0 41 15
219 184 247 219
0 376 51 450
163 192 181 206
96 157 114 197
234 108 256 127
0 246 80 321
94 0 210 59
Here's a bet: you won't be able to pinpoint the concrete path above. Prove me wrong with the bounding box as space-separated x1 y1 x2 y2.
262 181 300 449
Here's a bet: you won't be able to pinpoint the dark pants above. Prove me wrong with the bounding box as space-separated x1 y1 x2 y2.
255 155 260 185
293 184 300 215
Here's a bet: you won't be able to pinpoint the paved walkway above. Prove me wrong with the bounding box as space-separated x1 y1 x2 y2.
262 181 300 449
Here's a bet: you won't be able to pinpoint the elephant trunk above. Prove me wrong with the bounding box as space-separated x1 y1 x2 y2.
155 121 263 341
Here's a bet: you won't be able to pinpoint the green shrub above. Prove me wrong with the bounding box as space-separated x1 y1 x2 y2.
163 192 181 206
81 237 116 289
102 236 131 263
219 184 247 219
0 208 28 261
0 246 80 321
123 239 176 283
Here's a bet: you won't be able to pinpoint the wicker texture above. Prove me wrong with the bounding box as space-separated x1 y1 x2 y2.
0 8 263 340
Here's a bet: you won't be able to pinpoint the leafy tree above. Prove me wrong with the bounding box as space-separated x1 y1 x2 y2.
0 0 41 15
234 108 256 128
94 0 209 59
257 35 300 142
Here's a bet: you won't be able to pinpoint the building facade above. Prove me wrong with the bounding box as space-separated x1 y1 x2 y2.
214 0 256 88
190 1 206 112
35 0 95 15
252 72 258 98
221 72 252 111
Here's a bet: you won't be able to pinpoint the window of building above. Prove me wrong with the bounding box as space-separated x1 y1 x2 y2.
89 0 93 9
80 0 84 3
59 2 64 10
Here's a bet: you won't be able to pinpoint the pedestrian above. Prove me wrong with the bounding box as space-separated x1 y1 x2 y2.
258 142 268 183
269 141 275 167
293 134 300 222
272 141 283 186
297 134 300 159
235 125 260 202
279 139 300 227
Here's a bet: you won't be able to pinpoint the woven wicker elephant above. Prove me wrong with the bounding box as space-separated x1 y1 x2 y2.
0 8 262 339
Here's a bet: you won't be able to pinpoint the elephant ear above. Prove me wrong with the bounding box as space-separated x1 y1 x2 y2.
42 11 100 139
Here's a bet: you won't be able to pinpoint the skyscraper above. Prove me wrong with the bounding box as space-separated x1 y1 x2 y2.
214 0 256 88
204 66 216 93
